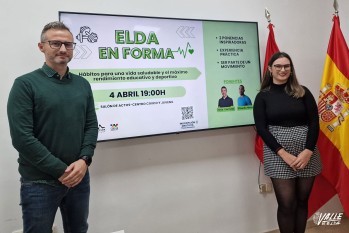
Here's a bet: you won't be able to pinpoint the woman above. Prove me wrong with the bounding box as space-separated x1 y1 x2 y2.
253 52 322 233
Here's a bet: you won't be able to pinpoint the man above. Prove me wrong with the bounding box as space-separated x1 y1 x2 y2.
7 21 98 233
237 84 252 106
218 86 234 107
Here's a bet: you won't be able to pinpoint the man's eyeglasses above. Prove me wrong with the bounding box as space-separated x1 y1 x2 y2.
273 64 291 71
42 41 76 50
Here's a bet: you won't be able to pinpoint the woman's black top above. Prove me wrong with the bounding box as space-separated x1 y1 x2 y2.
253 83 319 152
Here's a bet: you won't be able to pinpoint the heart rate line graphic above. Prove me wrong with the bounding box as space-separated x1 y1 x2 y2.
173 42 194 58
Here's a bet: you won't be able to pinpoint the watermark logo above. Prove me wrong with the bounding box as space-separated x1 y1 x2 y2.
313 212 343 226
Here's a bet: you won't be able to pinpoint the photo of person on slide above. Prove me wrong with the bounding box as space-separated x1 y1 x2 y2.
237 84 252 106
218 86 234 107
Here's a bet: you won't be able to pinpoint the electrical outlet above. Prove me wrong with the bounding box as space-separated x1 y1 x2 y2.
259 183 273 193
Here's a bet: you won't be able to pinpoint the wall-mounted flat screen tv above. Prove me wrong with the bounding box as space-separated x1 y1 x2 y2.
59 12 261 141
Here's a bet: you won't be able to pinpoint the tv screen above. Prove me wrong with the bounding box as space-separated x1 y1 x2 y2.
59 12 261 141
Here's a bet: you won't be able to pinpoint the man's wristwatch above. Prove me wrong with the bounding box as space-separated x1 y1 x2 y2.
80 156 92 166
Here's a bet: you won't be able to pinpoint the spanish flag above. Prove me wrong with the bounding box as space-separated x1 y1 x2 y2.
309 15 349 217
255 23 279 162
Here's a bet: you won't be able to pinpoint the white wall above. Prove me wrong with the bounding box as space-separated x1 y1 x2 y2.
0 0 346 232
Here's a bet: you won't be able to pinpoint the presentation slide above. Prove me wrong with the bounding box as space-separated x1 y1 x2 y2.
59 12 261 141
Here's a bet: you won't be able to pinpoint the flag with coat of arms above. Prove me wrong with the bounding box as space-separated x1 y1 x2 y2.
308 14 349 217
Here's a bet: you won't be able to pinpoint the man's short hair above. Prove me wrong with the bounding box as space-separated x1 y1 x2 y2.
41 21 72 42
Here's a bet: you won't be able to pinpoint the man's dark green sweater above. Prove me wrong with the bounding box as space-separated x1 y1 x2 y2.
7 64 98 181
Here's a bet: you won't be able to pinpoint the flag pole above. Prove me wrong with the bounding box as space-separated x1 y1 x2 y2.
265 8 271 23
334 0 339 16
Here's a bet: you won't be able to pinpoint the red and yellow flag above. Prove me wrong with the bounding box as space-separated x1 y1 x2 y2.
255 23 279 162
309 15 349 217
